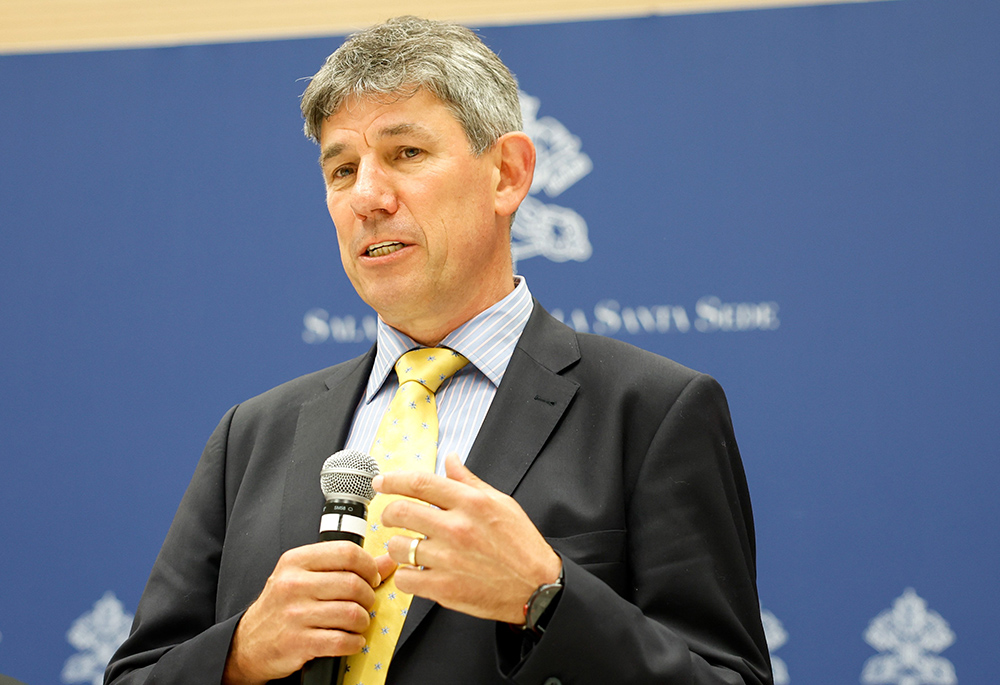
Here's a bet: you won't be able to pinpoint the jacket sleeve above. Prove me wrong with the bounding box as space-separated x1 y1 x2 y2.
499 374 773 685
105 406 243 685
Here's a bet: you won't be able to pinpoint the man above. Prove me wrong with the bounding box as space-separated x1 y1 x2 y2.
106 16 772 685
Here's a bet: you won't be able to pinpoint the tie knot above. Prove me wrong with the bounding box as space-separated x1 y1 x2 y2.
395 347 469 394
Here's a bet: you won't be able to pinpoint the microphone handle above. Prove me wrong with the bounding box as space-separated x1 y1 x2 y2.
301 500 369 685
301 657 341 685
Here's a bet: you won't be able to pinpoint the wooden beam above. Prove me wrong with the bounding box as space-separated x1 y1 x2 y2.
0 0 894 55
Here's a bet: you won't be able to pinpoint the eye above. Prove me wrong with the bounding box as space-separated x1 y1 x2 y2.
328 165 355 183
399 147 422 160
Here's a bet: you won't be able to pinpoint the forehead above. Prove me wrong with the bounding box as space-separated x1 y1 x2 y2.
318 88 466 150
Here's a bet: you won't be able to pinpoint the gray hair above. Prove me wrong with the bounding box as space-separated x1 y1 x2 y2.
300 16 522 154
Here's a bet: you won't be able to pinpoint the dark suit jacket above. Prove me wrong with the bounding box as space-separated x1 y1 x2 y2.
106 303 772 685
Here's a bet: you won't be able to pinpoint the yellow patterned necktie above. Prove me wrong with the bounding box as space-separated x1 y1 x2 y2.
343 347 469 685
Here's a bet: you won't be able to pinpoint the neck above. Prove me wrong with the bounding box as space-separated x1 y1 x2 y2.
388 276 518 347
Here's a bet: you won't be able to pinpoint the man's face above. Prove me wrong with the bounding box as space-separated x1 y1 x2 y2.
319 88 514 345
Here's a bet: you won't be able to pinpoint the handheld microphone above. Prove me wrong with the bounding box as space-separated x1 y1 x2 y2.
301 450 379 685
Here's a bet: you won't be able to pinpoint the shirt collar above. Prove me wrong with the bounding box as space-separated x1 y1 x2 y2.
364 277 534 403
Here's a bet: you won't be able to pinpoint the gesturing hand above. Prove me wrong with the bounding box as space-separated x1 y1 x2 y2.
374 453 562 625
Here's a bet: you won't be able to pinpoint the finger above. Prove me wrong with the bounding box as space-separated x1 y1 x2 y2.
373 468 469 511
374 553 398 585
289 541 373 572
390 562 537 625
391 564 431 598
389 565 500 619
385 535 430 569
301 598 374 634
302 569 379 607
293 541 381 588
379 496 450 538
302 627 367 659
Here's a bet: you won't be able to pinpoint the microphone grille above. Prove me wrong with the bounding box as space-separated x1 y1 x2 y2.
320 449 379 503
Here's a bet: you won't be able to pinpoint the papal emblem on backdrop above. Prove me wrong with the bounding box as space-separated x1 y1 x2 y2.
861 589 956 685
760 607 790 685
511 91 593 266
61 591 133 685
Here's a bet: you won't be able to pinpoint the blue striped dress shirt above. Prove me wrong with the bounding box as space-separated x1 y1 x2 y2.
343 277 534 475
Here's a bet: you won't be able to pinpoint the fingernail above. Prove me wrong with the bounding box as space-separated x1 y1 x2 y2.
372 475 383 490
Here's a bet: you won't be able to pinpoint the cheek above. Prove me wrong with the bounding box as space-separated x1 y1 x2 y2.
326 196 342 224
329 220 356 272
334 227 354 268
326 201 352 245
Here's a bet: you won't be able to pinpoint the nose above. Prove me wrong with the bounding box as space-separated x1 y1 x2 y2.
350 159 398 220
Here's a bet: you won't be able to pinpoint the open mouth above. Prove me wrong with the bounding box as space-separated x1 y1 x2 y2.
366 241 405 257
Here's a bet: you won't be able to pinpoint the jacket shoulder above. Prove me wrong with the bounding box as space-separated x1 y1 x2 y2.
574 329 701 383
229 350 374 427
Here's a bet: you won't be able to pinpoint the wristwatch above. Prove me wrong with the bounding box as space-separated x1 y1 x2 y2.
523 564 564 635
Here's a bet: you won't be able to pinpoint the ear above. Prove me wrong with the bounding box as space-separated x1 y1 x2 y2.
493 132 535 218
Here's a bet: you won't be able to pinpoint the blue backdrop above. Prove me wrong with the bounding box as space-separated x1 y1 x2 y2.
1 1 998 683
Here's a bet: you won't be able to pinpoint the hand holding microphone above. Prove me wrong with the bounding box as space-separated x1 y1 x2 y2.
302 451 380 685
222 451 382 685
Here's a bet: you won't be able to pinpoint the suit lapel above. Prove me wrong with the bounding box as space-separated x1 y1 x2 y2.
399 303 581 647
464 304 581 495
279 348 376 552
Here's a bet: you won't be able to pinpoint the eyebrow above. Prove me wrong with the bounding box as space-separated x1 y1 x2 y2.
318 143 346 167
318 122 437 167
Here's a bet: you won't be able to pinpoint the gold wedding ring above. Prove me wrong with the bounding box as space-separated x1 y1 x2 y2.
407 536 421 567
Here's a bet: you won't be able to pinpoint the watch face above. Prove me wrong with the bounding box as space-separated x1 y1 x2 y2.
527 584 562 629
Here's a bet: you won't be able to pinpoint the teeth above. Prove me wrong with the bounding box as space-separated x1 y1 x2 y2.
367 241 404 257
